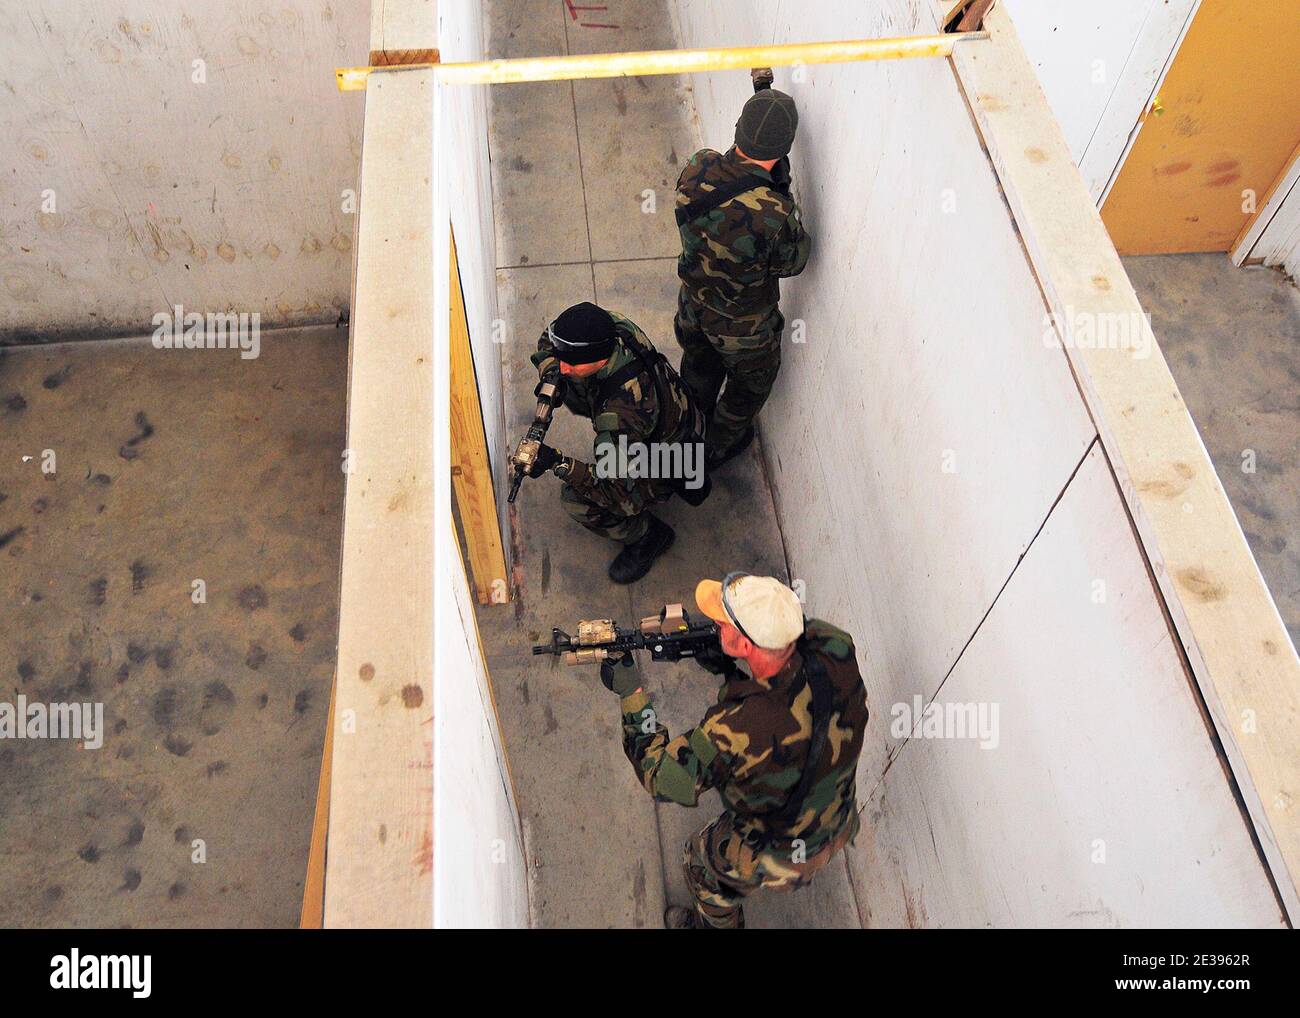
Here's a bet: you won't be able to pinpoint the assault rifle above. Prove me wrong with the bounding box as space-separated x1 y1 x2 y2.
507 378 562 503
532 603 720 665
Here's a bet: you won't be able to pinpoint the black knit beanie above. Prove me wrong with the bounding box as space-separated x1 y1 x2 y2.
735 88 798 160
548 302 617 364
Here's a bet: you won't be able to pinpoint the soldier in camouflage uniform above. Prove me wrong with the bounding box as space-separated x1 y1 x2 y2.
674 69 811 467
599 573 868 928
525 302 708 584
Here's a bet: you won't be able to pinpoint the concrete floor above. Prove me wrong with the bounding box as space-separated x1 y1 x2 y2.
0 325 346 927
1125 255 1300 652
475 0 863 928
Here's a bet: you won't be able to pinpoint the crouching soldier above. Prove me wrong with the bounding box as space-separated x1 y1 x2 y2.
674 68 811 468
599 573 868 928
523 301 708 584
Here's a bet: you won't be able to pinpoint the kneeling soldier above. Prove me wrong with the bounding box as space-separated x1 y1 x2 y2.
674 69 811 468
526 302 707 584
600 573 868 928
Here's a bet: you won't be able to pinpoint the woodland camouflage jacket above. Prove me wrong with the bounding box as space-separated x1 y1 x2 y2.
619 619 868 852
675 146 811 319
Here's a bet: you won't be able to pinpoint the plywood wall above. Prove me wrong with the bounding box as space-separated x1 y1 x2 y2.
0 1 368 341
433 0 527 927
439 0 508 546
673 0 1282 927
1000 0 1198 201
435 542 529 927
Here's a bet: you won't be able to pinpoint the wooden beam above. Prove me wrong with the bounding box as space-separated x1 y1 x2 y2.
336 32 990 90
940 0 1300 920
450 227 510 605
298 679 335 929
324 0 436 920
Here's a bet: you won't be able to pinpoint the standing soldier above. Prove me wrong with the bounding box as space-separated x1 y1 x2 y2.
522 301 708 584
674 68 811 468
598 573 869 929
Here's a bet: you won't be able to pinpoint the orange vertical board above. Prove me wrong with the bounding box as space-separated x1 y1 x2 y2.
1102 0 1300 254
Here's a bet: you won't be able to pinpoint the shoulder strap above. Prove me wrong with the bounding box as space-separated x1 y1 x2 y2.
771 638 833 829
596 335 676 442
674 173 771 228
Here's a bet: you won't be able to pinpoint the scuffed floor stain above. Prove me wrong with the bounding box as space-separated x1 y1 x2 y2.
0 327 347 928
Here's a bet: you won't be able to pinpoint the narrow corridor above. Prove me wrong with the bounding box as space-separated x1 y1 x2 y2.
474 0 864 927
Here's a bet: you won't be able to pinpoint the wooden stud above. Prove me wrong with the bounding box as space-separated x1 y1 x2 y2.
369 47 440 67
298 678 336 929
324 63 436 929
450 227 510 605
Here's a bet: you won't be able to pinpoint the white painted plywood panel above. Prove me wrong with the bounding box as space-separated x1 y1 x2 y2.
677 0 1097 787
434 540 530 928
852 446 1282 928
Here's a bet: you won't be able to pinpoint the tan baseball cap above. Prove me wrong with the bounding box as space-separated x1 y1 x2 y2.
695 574 804 650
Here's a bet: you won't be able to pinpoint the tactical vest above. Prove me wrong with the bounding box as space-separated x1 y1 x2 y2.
593 329 704 446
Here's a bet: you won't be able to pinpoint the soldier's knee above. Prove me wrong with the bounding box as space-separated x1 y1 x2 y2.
559 486 603 525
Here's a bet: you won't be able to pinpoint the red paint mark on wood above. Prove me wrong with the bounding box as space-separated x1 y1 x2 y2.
415 830 433 875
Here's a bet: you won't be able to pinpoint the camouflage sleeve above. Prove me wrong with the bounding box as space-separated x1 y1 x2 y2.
676 149 706 191
530 327 559 378
618 690 732 806
560 396 661 512
770 201 811 278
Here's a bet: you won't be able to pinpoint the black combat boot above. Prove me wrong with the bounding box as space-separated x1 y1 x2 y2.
608 517 675 584
664 904 743 929
704 425 755 471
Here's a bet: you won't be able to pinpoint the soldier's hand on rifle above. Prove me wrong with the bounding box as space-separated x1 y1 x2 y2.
600 651 641 697
751 66 774 91
526 443 563 478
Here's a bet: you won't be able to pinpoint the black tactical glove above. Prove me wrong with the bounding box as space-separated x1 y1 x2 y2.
695 642 739 678
527 443 562 478
751 66 774 92
600 651 640 697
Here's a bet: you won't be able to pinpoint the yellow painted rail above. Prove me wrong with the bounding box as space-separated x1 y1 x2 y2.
336 32 989 91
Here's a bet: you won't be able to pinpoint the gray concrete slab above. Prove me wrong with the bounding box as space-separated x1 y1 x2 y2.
565 3 698 262
481 0 862 929
0 325 346 927
593 258 681 354
1125 254 1300 652
488 0 590 268
483 262 665 928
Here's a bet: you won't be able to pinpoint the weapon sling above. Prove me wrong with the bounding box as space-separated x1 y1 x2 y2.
596 334 710 504
770 639 833 831
674 173 770 228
